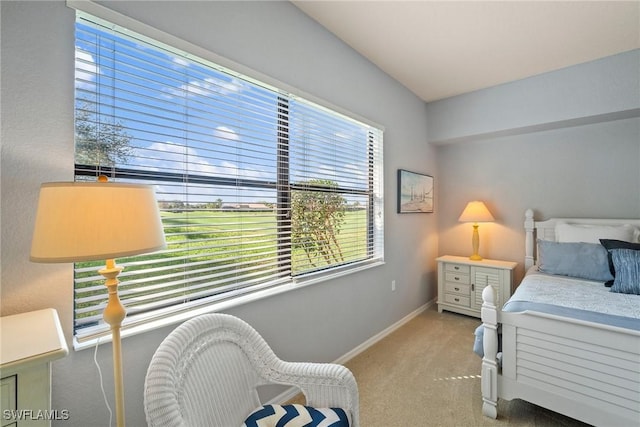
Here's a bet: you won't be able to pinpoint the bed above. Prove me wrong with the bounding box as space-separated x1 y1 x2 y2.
480 209 640 426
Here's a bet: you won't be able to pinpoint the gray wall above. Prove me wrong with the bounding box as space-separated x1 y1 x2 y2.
430 50 640 280
1 2 436 426
2 2 638 426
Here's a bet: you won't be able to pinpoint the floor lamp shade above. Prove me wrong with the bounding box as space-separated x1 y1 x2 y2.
30 181 166 262
29 179 165 427
458 201 494 261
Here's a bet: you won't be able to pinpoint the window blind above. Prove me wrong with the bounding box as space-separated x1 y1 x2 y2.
73 12 384 340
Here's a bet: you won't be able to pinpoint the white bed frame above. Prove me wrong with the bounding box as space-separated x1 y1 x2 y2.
481 209 640 426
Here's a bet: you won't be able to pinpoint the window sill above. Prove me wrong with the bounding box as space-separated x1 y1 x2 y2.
73 259 384 351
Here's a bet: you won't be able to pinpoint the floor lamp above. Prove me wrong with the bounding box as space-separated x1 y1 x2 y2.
30 176 166 427
458 200 494 261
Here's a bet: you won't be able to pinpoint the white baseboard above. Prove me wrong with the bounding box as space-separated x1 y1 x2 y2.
332 300 433 365
269 299 435 404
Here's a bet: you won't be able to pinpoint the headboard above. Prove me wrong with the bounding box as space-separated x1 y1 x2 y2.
523 208 640 270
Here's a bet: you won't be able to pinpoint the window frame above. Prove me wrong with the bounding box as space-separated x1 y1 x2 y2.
70 1 384 349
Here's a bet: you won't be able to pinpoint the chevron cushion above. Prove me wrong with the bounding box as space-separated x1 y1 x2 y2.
242 404 350 427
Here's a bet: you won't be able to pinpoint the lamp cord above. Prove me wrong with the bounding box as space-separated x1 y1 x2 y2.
94 337 114 427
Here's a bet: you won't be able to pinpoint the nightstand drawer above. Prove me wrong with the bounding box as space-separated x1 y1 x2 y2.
444 293 470 307
445 271 470 285
1 375 16 427
445 282 470 296
1 375 16 407
445 263 470 275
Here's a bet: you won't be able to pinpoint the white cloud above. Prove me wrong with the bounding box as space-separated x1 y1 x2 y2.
172 57 190 67
165 76 245 99
75 50 99 89
214 126 240 141
136 142 273 203
134 141 268 180
135 142 222 175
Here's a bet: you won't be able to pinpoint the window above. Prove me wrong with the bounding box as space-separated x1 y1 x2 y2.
73 12 383 341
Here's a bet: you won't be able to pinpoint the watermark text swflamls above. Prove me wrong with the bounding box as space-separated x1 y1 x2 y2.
3 409 70 421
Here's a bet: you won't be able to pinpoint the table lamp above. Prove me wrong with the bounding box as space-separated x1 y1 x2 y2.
458 201 494 261
30 176 166 427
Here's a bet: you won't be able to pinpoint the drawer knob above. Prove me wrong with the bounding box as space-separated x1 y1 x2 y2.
454 277 460 281
454 287 460 291
454 266 460 270
454 298 460 302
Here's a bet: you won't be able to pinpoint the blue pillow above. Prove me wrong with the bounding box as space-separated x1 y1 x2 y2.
537 239 613 282
243 404 350 427
600 239 640 287
610 249 640 295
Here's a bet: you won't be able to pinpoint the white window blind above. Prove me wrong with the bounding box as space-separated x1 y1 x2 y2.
73 12 384 340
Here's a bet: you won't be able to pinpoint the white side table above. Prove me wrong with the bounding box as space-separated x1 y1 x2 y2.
436 255 517 318
1 309 68 427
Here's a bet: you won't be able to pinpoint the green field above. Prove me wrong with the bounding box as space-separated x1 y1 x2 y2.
74 209 369 326
159 209 368 270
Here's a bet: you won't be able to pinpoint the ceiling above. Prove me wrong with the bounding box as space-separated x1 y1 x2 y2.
292 1 640 102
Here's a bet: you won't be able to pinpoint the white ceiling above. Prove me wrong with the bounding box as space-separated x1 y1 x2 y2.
293 1 640 102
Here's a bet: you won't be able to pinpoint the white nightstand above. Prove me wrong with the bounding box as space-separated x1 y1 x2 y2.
0 309 68 427
436 255 517 318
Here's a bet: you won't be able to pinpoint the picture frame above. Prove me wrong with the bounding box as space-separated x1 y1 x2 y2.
397 169 433 213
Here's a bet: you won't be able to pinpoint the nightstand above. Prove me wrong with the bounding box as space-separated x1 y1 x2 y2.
436 255 517 318
0 309 68 427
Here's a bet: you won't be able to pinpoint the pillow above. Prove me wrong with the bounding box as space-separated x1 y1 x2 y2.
472 324 502 358
599 239 640 287
243 404 350 427
537 239 613 282
555 222 638 244
609 249 640 295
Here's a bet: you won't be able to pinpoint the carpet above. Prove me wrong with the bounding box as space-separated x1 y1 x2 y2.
292 306 591 426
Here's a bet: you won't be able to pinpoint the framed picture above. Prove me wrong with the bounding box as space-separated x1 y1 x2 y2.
397 169 433 213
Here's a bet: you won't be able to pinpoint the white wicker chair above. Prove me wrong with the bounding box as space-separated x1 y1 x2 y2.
144 313 359 426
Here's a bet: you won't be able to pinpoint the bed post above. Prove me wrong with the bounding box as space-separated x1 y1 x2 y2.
524 208 535 270
481 285 498 419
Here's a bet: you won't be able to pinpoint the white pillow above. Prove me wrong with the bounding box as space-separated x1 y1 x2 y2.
555 222 639 244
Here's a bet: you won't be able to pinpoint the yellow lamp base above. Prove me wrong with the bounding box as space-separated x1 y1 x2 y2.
469 224 483 261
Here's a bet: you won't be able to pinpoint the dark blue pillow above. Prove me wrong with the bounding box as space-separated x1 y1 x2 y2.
609 249 640 295
600 239 640 287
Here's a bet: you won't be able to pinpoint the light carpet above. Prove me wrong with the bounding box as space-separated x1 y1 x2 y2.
292 306 591 426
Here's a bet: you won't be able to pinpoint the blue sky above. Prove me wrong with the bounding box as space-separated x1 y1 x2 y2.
75 20 371 205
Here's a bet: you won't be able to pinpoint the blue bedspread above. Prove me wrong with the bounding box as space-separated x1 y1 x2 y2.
504 270 640 328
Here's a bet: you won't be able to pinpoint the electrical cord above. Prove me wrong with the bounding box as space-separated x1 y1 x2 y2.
93 337 114 427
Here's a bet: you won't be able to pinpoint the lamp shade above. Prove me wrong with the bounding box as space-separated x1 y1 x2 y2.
30 181 166 262
458 201 494 223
